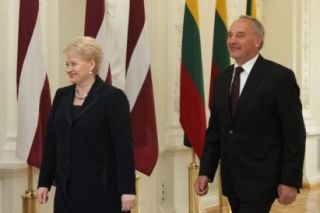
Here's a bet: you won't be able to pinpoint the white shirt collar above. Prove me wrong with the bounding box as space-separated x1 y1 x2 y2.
234 54 260 74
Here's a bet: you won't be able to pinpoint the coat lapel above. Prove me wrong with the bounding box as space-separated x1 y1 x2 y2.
221 66 234 123
72 76 104 124
233 55 267 118
63 86 74 126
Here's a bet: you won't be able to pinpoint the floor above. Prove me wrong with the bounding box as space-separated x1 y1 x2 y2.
204 187 320 213
271 187 320 213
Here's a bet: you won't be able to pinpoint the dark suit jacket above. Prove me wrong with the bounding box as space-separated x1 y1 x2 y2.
38 76 135 213
199 55 306 202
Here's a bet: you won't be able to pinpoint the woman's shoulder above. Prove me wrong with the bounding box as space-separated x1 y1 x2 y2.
51 85 74 103
55 84 73 96
102 83 126 97
93 76 128 103
100 84 129 109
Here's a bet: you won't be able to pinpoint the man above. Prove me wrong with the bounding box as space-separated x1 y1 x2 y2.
194 15 306 213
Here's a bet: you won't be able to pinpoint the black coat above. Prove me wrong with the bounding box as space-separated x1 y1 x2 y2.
38 76 135 213
199 55 306 202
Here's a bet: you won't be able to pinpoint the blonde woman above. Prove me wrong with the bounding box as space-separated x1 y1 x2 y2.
36 36 136 212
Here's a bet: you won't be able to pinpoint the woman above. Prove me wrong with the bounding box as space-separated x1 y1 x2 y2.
36 36 136 212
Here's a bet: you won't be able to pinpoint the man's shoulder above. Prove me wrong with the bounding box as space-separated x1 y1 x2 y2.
256 57 295 81
219 65 233 76
260 57 292 73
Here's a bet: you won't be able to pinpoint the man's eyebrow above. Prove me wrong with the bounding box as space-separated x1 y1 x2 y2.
227 31 246 35
236 32 246 35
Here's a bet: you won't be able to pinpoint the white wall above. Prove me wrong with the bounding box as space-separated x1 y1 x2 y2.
263 0 320 187
0 0 7 160
1 0 320 213
309 0 320 117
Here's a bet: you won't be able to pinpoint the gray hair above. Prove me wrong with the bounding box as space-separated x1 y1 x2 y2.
238 15 265 49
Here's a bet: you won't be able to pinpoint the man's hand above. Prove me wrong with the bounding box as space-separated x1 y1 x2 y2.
121 194 136 211
194 175 209 196
277 184 298 205
36 187 49 204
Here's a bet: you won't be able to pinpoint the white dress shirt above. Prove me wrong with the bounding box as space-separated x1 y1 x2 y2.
232 54 259 95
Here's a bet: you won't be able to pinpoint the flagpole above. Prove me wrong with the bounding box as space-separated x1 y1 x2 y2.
131 174 140 213
22 165 37 213
188 149 200 213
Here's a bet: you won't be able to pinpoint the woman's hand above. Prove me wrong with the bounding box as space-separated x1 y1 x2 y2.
36 187 49 204
121 194 136 211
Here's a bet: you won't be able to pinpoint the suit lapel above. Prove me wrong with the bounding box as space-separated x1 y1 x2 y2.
233 55 267 118
63 87 74 126
72 76 104 124
222 66 234 123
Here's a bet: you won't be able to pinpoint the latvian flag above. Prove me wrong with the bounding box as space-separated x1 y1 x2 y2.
84 0 158 176
125 0 158 175
16 0 51 168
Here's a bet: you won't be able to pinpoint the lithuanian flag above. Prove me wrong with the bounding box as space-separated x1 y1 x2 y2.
246 0 257 17
209 0 230 107
180 0 206 157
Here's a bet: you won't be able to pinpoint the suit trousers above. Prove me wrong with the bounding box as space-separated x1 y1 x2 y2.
228 197 274 213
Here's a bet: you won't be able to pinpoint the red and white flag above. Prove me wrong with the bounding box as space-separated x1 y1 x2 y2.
84 0 111 83
85 0 129 87
16 0 51 168
125 0 158 176
84 0 158 175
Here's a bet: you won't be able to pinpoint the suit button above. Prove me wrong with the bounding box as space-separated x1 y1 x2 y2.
228 130 234 134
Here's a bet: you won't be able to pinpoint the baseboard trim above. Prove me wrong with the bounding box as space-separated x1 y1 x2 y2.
202 205 221 213
303 181 320 188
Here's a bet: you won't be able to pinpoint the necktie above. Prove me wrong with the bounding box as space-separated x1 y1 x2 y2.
230 66 244 116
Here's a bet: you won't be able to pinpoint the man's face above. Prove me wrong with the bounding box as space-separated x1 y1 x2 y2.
227 18 262 65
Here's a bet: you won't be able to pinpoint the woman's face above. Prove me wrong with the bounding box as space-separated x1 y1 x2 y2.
65 53 95 85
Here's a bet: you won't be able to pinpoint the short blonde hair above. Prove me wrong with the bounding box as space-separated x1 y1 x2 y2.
64 36 102 73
